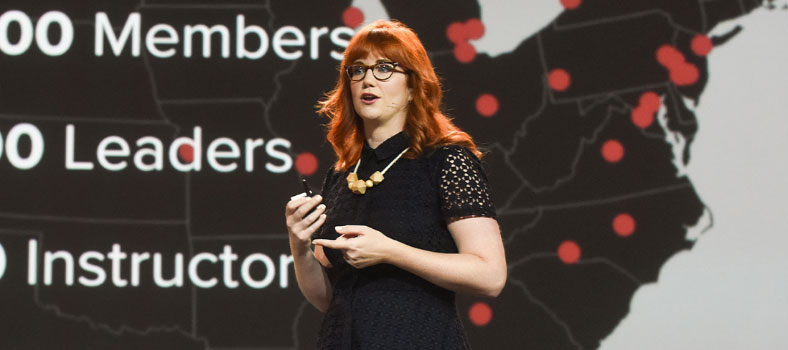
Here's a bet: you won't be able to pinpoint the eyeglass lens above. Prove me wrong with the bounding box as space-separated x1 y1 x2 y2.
347 63 396 81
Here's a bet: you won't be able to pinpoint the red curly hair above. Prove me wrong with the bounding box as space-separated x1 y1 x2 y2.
317 20 482 171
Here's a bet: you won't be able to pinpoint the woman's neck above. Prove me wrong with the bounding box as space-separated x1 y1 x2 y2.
364 121 405 149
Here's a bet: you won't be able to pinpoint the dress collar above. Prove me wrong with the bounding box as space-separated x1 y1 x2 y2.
363 131 409 160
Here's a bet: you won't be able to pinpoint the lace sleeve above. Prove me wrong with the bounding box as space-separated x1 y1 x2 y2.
437 146 496 221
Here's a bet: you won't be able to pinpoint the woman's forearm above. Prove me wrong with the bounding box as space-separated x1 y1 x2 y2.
312 220 507 298
290 241 333 312
285 195 332 311
385 240 506 298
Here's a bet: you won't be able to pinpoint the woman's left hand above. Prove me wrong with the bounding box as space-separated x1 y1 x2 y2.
312 225 398 269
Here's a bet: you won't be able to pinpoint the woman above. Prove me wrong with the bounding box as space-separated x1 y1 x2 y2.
285 20 506 349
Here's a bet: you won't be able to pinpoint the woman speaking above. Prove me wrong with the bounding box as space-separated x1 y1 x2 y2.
285 20 506 349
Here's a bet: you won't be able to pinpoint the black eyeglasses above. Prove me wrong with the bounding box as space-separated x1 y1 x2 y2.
345 62 409 81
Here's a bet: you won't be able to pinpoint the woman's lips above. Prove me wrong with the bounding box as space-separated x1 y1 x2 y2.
360 93 379 104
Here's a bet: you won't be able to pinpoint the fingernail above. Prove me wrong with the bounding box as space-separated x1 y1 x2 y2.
315 195 322 200
335 226 344 232
318 204 326 210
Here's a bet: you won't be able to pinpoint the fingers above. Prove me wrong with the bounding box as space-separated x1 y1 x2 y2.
300 212 327 238
286 195 327 245
315 233 353 248
291 205 326 240
342 250 357 267
293 195 323 219
303 204 326 224
285 195 322 226
312 235 372 269
285 196 310 215
312 238 347 250
335 225 369 236
341 251 370 269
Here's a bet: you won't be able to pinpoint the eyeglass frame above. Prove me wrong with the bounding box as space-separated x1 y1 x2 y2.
345 61 410 81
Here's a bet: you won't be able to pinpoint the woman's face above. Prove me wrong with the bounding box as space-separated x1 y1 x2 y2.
349 53 412 131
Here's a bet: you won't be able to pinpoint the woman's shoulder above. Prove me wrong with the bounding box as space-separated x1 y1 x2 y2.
427 144 496 219
425 144 481 166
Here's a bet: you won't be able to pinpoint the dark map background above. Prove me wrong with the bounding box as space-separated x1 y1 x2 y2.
0 0 780 349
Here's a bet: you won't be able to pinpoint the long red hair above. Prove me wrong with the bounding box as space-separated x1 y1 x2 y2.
317 20 482 171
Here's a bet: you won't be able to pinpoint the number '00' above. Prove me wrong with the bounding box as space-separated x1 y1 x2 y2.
0 10 73 56
0 123 45 170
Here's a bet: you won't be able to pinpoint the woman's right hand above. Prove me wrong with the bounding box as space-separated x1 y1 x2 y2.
285 195 327 250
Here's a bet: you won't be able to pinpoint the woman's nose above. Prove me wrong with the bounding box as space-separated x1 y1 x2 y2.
362 68 377 86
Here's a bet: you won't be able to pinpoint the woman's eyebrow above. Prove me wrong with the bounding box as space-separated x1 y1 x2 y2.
351 59 392 64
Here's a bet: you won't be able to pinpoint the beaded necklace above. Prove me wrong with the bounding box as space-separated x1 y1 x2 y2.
346 147 409 194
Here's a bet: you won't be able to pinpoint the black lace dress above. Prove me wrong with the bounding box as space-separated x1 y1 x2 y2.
313 132 496 350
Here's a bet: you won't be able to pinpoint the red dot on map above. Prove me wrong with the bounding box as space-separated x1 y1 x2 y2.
560 0 582 10
691 34 713 56
178 144 194 163
631 106 655 129
465 18 485 39
469 302 493 326
295 152 319 176
548 69 571 91
342 7 364 28
454 42 477 63
446 22 466 44
671 63 699 86
639 91 661 110
558 240 581 264
476 94 499 117
656 45 683 67
601 139 625 163
613 213 636 237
